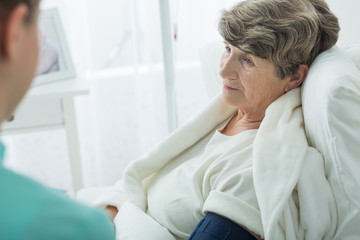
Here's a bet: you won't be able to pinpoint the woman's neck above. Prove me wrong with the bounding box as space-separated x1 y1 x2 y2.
221 110 263 136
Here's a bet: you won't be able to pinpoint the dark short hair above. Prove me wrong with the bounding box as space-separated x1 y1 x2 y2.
0 0 39 58
218 0 340 79
0 0 39 24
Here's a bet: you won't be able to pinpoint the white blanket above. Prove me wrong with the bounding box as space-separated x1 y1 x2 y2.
253 88 337 239
94 88 337 239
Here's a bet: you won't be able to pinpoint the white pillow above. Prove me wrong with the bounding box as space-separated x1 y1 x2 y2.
301 45 360 238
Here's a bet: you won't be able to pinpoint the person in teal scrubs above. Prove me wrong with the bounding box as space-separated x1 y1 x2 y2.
0 1 115 239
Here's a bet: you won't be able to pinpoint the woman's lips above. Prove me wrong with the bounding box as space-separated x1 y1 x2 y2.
224 85 237 90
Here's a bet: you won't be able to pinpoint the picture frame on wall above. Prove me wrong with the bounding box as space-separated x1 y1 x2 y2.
33 8 76 87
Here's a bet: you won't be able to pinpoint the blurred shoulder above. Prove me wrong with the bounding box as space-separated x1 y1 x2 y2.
0 167 115 240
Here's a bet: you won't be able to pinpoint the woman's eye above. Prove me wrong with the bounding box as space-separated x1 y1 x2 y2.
226 46 231 53
244 58 253 64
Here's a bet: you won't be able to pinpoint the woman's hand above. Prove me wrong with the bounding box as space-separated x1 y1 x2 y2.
105 205 118 221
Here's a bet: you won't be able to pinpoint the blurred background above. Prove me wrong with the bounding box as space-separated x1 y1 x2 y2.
2 0 360 193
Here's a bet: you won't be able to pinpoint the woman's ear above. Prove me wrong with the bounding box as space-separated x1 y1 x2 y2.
1 4 28 60
285 64 309 92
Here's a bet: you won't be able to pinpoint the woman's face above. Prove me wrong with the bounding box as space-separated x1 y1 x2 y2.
220 41 289 116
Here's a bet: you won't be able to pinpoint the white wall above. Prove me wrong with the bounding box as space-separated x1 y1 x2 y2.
327 0 360 45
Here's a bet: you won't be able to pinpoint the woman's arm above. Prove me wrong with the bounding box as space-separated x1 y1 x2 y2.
189 212 262 240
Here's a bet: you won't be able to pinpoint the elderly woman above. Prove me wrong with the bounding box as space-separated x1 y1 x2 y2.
91 0 340 239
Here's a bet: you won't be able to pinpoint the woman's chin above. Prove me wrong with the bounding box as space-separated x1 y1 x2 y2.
221 91 241 107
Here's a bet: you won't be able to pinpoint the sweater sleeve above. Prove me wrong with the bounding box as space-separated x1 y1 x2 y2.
92 182 131 210
202 152 264 238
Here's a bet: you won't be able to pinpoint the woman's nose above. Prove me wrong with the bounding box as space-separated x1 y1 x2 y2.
219 56 237 80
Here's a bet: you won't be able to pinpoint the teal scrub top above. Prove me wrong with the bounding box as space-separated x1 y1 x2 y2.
0 141 115 240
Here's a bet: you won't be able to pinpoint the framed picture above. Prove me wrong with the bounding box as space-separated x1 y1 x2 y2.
33 8 76 87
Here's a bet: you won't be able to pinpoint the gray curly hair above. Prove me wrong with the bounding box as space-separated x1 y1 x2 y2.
218 0 340 79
